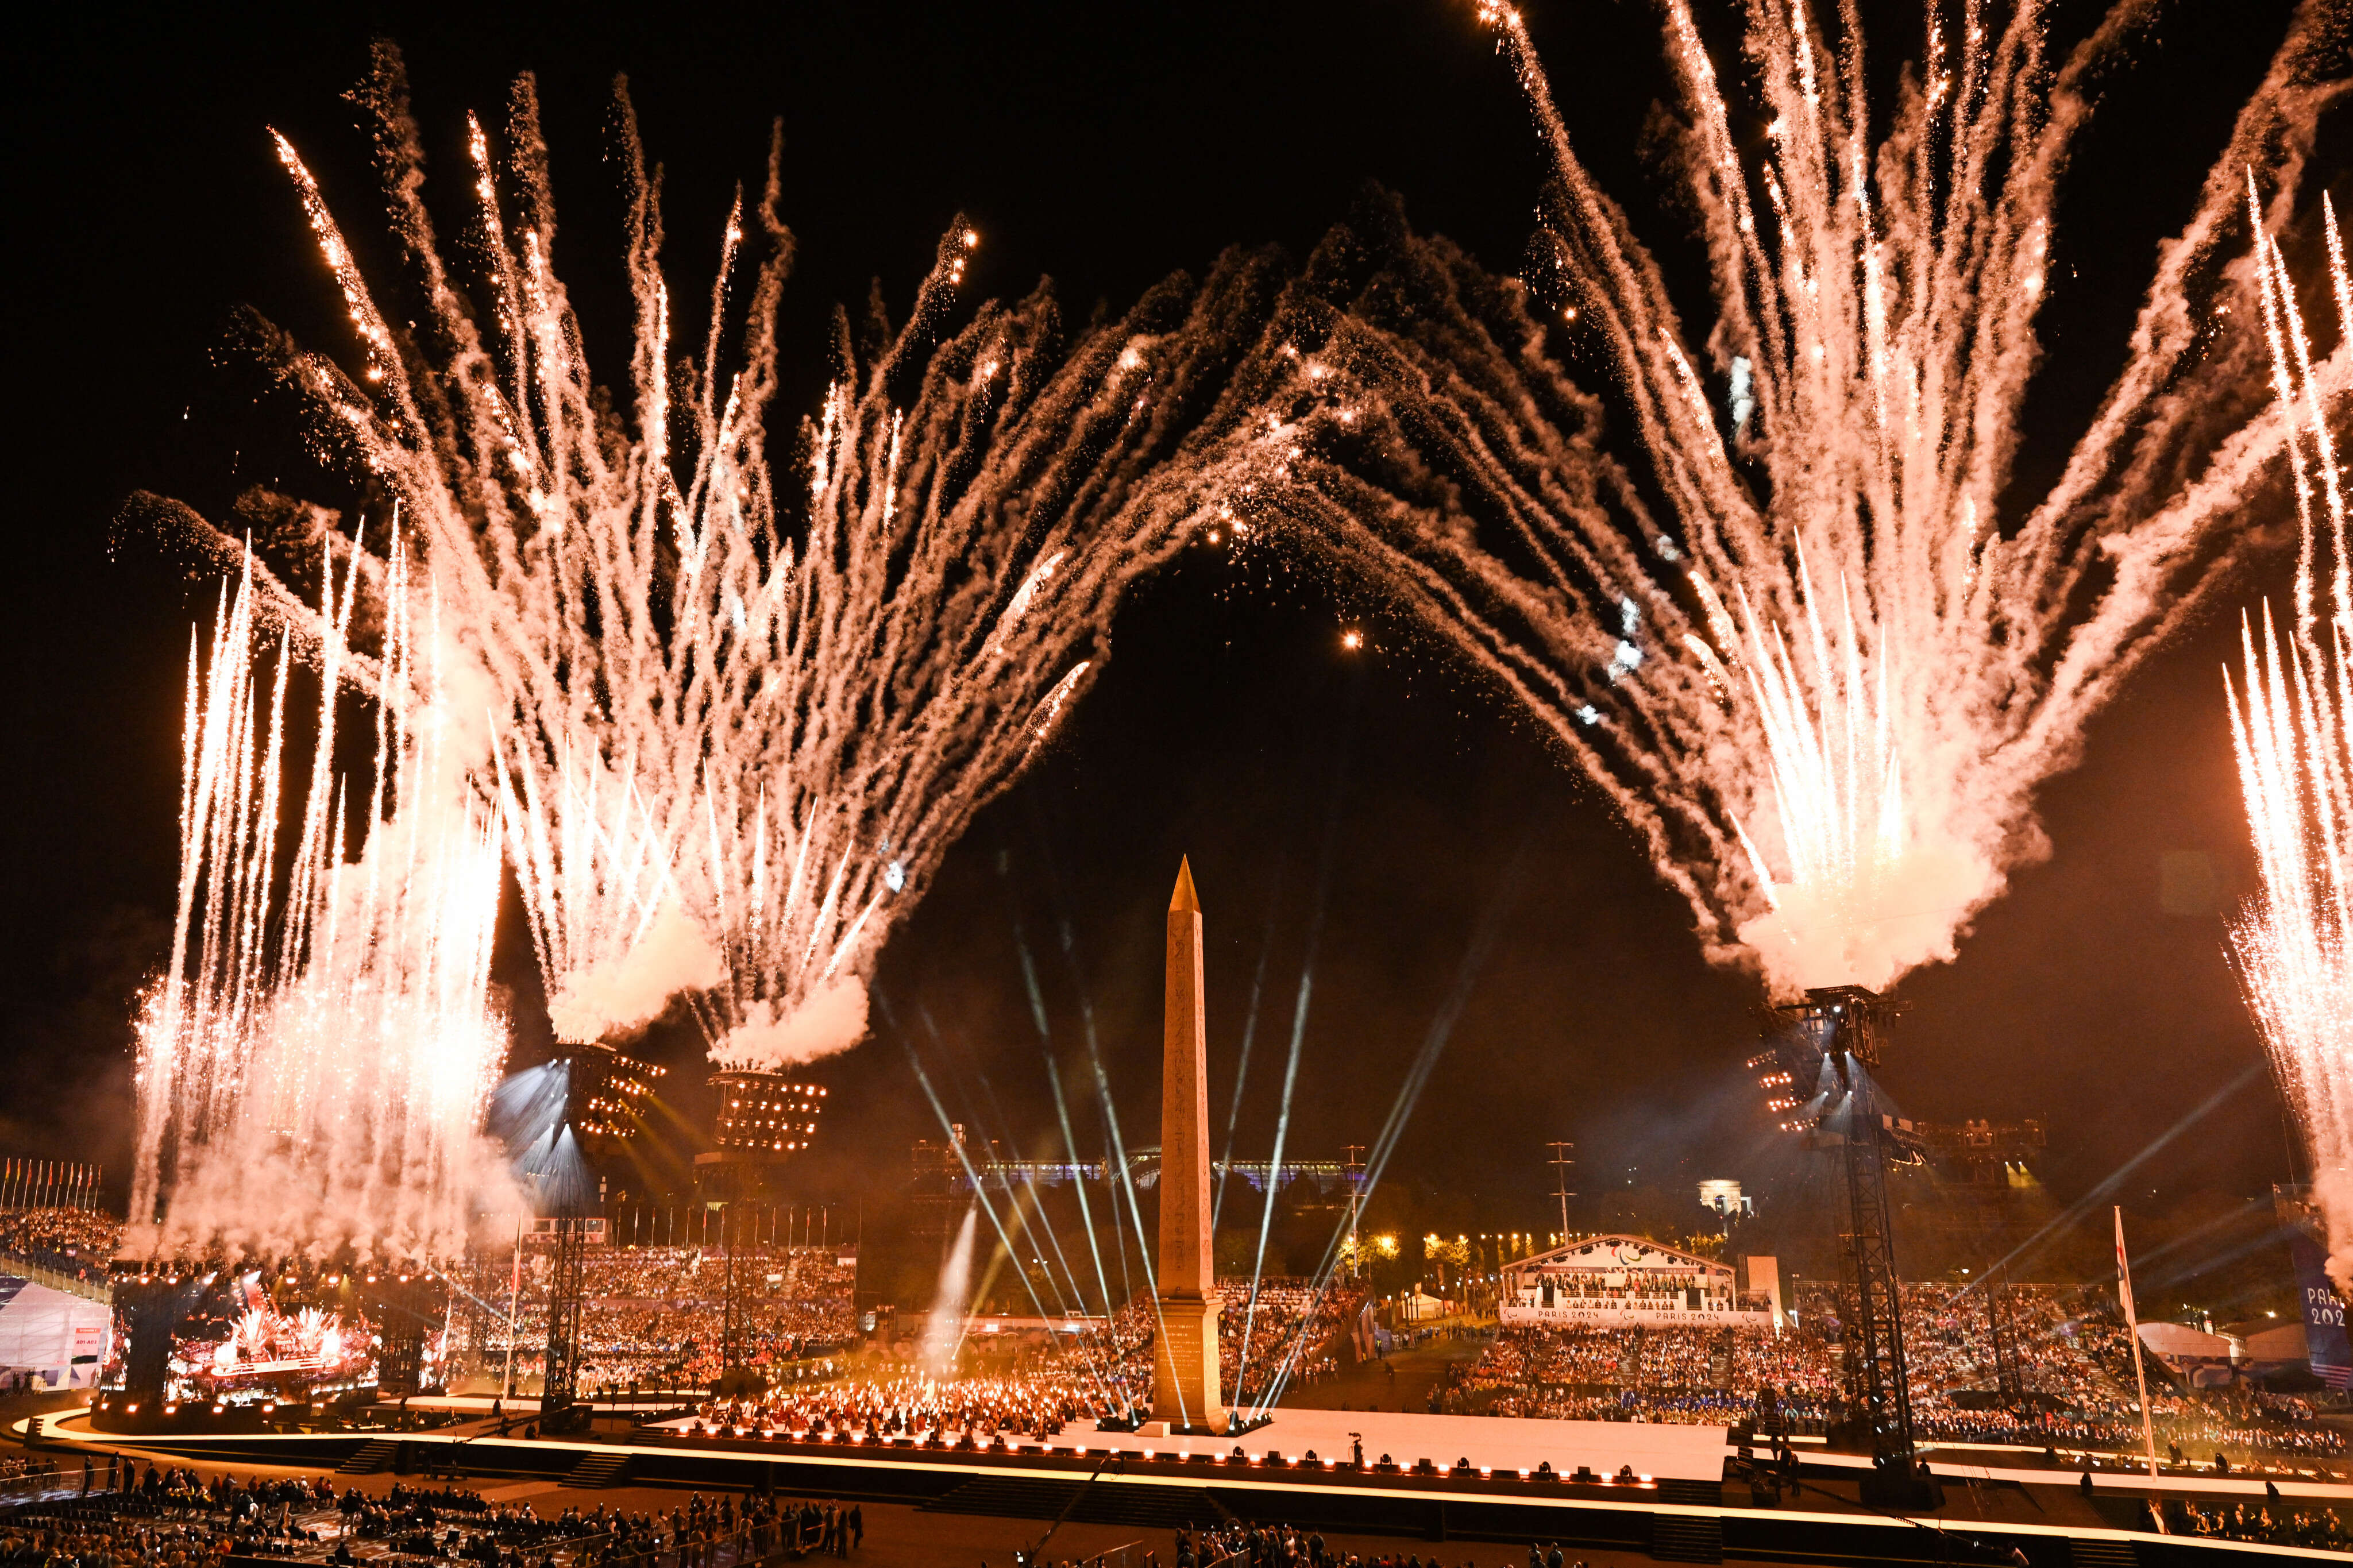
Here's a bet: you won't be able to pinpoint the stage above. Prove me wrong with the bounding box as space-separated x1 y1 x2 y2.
642 1406 1729 1483
10 1401 2319 1565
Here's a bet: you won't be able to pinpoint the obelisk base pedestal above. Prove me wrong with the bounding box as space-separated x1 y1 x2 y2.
1149 1295 1225 1434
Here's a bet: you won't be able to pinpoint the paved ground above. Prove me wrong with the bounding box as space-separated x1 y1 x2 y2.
0 1445 1792 1568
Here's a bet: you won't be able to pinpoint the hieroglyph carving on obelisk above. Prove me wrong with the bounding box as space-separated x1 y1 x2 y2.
1151 856 1225 1431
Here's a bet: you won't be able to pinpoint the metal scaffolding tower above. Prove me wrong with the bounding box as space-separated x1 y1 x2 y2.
539 1212 589 1424
533 1056 597 1431
1546 1140 1577 1245
719 1194 751 1382
1986 1263 2026 1409
1780 984 1938 1509
368 1272 434 1397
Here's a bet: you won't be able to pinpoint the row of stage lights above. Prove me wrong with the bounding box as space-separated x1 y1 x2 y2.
90 1395 287 1419
124 1270 430 1285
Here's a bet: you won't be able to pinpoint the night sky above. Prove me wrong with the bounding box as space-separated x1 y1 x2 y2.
5 1 2331 1255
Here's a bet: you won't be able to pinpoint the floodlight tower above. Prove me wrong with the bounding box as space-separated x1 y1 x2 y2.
1776 985 1936 1509
533 1052 601 1431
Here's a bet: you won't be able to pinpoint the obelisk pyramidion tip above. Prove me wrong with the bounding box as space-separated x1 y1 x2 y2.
1170 855 1201 914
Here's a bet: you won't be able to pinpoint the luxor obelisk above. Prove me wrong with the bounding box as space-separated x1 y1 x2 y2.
1152 856 1224 1431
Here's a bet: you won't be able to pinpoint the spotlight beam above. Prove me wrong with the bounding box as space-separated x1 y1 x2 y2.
883 992 1114 1407
1961 1063 2265 1300
1012 922 1118 1323
910 1002 1127 1394
1214 872 1285 1234
912 998 1103 1343
1249 844 1527 1416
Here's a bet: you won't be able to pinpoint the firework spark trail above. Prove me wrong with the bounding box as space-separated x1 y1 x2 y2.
131 547 510 1259
1243 0 2349 997
128 32 1305 1254
2228 197 2353 1288
691 243 1293 1069
209 53 776 1053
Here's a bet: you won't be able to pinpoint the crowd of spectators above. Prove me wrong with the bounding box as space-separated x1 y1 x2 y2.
1449 1326 1841 1427
564 1249 856 1307
0 1207 122 1282
0 1457 61 1494
654 1275 1364 1437
346 1483 847 1568
1179 1517 1324 1568
1208 1283 1361 1408
333 1478 614 1559
693 1360 1143 1439
2175 1497 2350 1551
1 1466 353 1568
458 1246 860 1392
0 1502 256 1568
0 1465 855 1568
1163 1522 1612 1568
1090 1279 1362 1412
1445 1283 2350 1463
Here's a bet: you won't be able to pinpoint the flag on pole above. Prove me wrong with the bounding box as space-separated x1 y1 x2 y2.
2116 1207 2137 1324
2117 1206 2164 1493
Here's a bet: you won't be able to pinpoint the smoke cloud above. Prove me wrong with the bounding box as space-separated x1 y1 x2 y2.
712 976 871 1070
2315 1169 2353 1302
136 1120 522 1264
1735 838 2002 998
545 903 723 1045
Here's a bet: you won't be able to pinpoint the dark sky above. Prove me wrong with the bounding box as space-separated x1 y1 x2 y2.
4 0 2329 1243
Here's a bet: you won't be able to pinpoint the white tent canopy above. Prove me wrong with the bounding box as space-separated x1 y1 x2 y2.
0 1275 109 1389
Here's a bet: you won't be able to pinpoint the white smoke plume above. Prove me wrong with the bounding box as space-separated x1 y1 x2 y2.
711 978 871 1071
1736 839 1999 998
545 902 723 1046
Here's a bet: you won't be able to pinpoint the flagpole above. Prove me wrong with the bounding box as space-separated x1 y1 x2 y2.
2116 1206 2162 1486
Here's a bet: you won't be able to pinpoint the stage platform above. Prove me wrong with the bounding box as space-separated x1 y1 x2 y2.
641 1407 1727 1483
11 1405 2321 1566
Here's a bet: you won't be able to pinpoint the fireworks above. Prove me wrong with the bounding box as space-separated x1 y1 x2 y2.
1246 0 2347 995
2229 195 2353 1289
128 45 1286 1244
117 4 2353 1260
685 225 1287 1070
250 51 1279 1071
131 543 508 1260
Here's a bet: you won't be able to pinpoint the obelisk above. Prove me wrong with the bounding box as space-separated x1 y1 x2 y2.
1152 856 1224 1431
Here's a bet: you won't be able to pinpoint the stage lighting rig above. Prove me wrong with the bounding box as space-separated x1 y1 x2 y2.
1772 986 1938 1510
